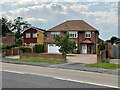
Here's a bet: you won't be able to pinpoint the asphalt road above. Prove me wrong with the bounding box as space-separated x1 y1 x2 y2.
1 62 119 88
2 71 108 88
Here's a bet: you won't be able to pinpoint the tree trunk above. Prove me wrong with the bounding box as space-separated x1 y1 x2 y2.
62 53 67 62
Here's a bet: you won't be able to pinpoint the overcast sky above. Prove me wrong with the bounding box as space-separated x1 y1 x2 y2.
1 0 119 40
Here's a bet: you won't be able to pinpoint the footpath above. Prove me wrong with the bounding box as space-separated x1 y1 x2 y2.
1 57 119 76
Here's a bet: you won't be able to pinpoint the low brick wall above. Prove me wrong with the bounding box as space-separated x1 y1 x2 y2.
20 53 66 60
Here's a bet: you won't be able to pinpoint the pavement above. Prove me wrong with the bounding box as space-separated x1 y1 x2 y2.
2 63 119 88
110 59 119 64
67 54 97 64
2 71 108 88
1 57 119 76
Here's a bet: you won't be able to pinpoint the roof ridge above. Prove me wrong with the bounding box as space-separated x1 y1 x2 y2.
48 20 98 31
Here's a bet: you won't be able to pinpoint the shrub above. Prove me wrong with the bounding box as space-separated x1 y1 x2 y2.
20 46 31 53
1 44 12 52
35 44 44 53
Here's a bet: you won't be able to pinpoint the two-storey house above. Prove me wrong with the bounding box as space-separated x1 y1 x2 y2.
45 20 99 54
23 27 45 46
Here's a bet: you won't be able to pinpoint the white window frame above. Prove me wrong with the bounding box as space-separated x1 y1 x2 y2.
51 32 60 38
85 31 91 38
69 31 78 38
26 33 30 38
33 33 37 38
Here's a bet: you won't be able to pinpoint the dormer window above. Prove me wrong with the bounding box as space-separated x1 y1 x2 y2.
85 31 91 38
51 32 60 38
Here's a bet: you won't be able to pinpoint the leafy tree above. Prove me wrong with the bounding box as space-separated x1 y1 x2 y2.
15 38 23 45
110 36 118 45
11 17 31 39
54 32 76 60
0 17 13 36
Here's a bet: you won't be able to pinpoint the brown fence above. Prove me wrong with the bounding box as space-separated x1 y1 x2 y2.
4 48 19 56
20 52 66 60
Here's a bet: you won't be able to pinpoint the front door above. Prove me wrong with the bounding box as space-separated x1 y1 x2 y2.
82 44 87 54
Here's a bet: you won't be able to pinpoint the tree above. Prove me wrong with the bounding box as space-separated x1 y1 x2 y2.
0 17 13 37
15 38 23 45
54 32 76 60
110 36 118 45
11 17 31 39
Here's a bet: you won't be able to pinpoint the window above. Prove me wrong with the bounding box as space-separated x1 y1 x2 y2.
51 32 60 38
69 31 78 38
26 33 30 38
85 31 91 38
33 33 37 38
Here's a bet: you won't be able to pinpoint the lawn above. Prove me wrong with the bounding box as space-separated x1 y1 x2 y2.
5 58 65 64
85 63 120 70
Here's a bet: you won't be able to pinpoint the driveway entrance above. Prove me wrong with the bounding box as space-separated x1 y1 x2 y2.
67 54 97 64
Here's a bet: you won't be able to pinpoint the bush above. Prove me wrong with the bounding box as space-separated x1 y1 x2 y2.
20 46 31 53
1 44 12 52
35 44 44 53
101 59 110 63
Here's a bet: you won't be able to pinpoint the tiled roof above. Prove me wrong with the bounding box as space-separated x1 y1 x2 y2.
23 26 45 33
81 39 94 44
44 38 55 43
48 20 98 31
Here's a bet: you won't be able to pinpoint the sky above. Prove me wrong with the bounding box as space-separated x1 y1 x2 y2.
1 0 119 40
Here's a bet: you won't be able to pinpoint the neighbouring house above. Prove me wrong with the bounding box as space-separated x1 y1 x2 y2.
1 33 15 45
45 20 99 54
23 27 45 46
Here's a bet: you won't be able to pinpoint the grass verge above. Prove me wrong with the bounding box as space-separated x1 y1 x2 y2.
85 63 120 70
5 58 65 64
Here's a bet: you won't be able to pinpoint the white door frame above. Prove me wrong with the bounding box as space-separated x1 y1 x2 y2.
82 44 87 54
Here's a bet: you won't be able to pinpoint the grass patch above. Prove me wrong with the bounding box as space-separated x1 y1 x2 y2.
5 58 65 64
85 63 120 70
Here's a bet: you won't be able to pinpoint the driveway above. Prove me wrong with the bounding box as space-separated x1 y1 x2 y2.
67 54 97 64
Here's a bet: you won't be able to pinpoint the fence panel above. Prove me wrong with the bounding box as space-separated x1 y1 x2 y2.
112 45 120 59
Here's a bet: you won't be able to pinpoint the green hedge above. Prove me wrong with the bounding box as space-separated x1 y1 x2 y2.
35 44 44 53
20 46 31 53
1 44 13 52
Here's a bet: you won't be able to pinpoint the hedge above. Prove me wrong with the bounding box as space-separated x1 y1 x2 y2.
35 44 44 53
20 46 31 53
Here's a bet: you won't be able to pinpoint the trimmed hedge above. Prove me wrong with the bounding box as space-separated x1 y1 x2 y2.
35 44 44 53
20 46 31 53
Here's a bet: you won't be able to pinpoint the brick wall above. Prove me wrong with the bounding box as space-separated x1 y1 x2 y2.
2 34 15 45
20 53 66 60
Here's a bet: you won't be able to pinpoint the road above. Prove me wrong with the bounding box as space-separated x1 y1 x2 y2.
1 62 119 88
2 71 108 88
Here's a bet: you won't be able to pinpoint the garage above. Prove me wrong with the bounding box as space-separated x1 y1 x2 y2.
48 44 60 53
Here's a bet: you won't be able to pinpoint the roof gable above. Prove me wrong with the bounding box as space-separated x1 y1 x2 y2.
23 26 45 33
48 20 98 32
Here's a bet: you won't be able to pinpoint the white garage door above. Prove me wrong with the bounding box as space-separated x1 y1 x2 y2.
48 44 60 53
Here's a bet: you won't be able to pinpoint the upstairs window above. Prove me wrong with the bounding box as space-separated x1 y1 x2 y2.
51 32 60 38
33 33 37 38
26 33 30 38
85 31 91 38
69 31 78 38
